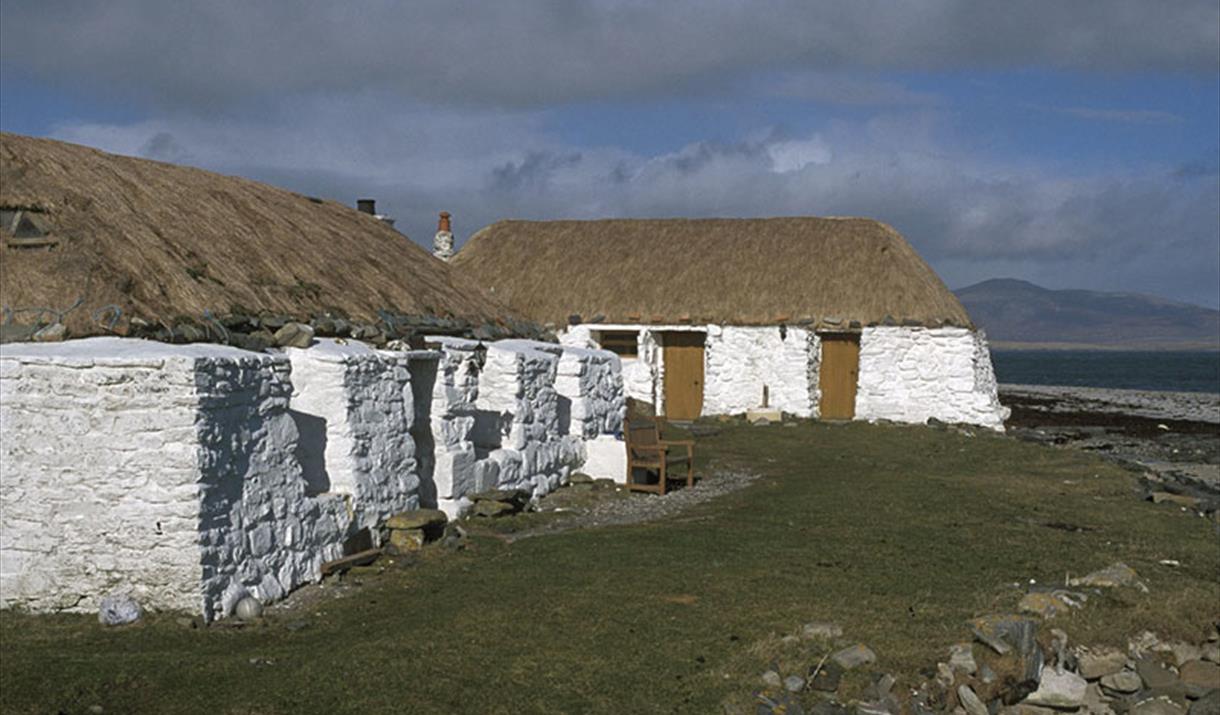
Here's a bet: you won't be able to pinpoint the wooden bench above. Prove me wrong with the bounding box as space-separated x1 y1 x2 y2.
625 416 694 495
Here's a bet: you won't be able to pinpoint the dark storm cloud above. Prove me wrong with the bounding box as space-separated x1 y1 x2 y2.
3 0 1216 110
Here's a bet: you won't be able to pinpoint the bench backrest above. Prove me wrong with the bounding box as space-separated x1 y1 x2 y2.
626 417 660 459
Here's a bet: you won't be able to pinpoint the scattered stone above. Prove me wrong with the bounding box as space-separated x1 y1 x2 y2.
865 673 896 701
949 643 979 675
388 528 425 551
959 685 989 715
831 644 877 670
273 322 315 348
1081 648 1130 680
87 705 104 715
1151 492 1202 509
234 596 264 621
936 662 956 689
1188 689 1219 715
809 661 845 692
1019 592 1071 619
1130 695 1186 715
802 622 844 641
1024 665 1089 709
591 478 617 492
32 322 67 342
970 614 1038 657
1131 632 1163 656
809 703 848 715
98 592 142 626
980 664 998 685
175 616 199 629
1169 644 1206 668
1102 670 1144 694
385 509 447 531
1179 660 1220 699
569 473 594 490
762 670 783 688
784 675 806 692
1202 642 1220 665
473 500 516 518
1084 682 1115 715
285 620 310 632
440 523 467 550
1138 655 1182 691
1071 563 1140 589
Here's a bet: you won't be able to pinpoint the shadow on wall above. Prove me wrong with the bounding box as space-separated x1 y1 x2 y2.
290 410 329 496
470 409 509 459
410 358 438 508
556 395 571 437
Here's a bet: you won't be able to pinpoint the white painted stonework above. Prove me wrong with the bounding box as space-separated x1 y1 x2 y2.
0 333 627 617
564 322 1006 430
703 326 817 418
0 339 353 621
285 339 419 534
855 327 1009 430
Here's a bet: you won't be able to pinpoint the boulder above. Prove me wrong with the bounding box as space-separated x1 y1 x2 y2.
1188 689 1219 715
1070 563 1140 589
949 643 979 675
389 528 425 552
958 685 989 715
1019 592 1071 619
385 509 447 531
1179 660 1220 699
1101 670 1144 694
98 593 142 626
1023 665 1088 709
809 661 844 692
1080 648 1130 680
1138 655 1182 691
233 596 263 620
32 322 67 342
473 500 516 518
831 644 876 670
274 322 315 348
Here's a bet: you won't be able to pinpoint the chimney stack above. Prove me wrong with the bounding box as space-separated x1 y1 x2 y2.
433 211 454 261
355 198 396 229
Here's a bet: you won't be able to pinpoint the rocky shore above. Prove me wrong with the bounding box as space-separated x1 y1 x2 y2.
1001 384 1220 514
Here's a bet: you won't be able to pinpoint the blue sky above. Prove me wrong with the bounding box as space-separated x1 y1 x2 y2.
2 1 1218 307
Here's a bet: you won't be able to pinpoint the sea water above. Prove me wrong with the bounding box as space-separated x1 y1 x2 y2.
990 350 1220 394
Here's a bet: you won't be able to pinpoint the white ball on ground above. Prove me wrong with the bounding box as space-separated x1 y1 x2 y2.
233 596 264 621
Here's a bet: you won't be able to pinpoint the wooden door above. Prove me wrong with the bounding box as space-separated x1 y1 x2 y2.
818 334 860 420
663 332 705 420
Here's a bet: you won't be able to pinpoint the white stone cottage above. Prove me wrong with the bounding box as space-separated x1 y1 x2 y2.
451 217 1008 430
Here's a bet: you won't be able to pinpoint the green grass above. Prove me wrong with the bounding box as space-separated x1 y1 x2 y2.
2 422 1217 714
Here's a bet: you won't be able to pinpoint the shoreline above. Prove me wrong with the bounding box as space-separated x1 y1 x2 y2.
999 383 1220 511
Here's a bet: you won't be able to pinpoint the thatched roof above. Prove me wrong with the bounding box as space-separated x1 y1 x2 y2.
0 132 514 339
452 218 973 329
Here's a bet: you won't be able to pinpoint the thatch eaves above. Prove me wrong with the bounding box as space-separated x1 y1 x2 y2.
451 217 973 329
0 132 515 339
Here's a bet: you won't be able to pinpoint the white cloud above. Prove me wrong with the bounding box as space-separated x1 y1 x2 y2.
45 105 1220 308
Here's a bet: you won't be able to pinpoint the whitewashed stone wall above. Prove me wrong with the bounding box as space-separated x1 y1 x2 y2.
0 338 353 621
555 346 626 481
284 339 419 535
561 325 657 405
703 326 816 417
474 341 582 498
855 327 1009 430
423 337 484 517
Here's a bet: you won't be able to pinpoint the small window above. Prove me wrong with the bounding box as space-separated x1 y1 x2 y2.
596 330 638 359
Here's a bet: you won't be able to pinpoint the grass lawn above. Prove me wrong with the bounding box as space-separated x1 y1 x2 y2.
2 422 1217 714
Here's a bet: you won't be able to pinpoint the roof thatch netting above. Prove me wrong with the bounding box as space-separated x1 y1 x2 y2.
0 132 513 338
452 218 973 328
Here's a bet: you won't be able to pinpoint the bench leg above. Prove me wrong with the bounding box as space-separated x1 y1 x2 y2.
659 459 667 496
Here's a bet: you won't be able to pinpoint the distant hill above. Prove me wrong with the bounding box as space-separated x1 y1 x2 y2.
954 278 1220 350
